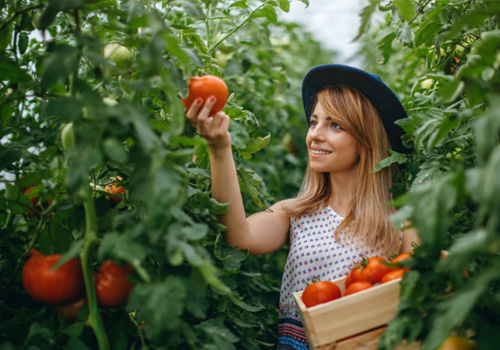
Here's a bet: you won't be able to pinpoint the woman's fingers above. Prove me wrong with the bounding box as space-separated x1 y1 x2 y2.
185 96 230 148
186 97 203 124
196 96 217 134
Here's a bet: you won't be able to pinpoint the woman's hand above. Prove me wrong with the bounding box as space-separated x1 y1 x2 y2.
185 96 231 151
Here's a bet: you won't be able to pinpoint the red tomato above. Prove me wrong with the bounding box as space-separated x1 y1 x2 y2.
346 262 363 288
381 269 405 283
22 249 84 304
301 281 342 308
105 182 126 207
24 186 53 218
344 281 373 296
56 297 86 322
182 75 229 116
361 256 392 284
94 261 136 308
389 251 412 271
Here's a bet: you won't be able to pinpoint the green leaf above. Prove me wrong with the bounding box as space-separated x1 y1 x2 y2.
198 263 232 295
232 298 264 312
98 232 148 263
0 53 31 84
175 0 205 20
128 277 187 338
0 147 25 169
394 0 415 22
208 198 230 216
377 32 396 65
18 32 29 55
40 0 85 30
237 166 266 209
0 23 12 51
195 317 239 348
277 0 290 13
40 45 80 92
372 151 407 173
52 240 84 270
240 134 270 159
255 5 278 24
423 265 500 350
102 138 128 163
354 0 381 41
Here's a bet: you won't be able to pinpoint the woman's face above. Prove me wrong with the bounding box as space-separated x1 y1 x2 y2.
306 101 360 175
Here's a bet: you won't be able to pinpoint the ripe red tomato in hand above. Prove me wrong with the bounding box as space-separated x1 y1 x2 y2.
344 281 373 296
22 249 84 304
361 256 392 284
182 75 229 116
301 281 342 308
94 261 136 308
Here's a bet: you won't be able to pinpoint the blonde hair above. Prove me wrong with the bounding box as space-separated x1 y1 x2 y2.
287 85 400 254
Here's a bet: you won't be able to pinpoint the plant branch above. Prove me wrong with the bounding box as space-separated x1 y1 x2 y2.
208 1 269 55
81 185 110 350
0 5 44 32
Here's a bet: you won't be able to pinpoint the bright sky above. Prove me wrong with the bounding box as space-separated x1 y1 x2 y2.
279 0 366 67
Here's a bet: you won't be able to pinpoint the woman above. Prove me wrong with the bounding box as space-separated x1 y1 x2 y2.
185 64 419 349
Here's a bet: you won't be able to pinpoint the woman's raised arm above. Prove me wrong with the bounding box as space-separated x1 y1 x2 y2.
186 97 290 255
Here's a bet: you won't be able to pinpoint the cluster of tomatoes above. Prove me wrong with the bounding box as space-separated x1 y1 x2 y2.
22 249 136 321
301 252 412 308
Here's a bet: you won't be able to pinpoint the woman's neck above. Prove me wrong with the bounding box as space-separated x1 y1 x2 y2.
328 172 357 217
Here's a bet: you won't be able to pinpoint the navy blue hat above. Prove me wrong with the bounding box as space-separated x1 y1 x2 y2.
302 64 409 154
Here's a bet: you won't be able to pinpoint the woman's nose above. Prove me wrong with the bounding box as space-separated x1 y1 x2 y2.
310 125 325 140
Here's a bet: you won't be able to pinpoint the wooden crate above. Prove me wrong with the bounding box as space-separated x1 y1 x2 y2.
293 276 414 350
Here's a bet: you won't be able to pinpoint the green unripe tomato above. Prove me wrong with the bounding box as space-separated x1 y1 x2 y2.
61 122 76 150
31 11 41 29
421 78 435 90
103 43 131 69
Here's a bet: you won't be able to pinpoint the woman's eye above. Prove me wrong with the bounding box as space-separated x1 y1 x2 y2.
331 122 342 130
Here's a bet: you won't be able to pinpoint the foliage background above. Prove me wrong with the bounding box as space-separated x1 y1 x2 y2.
1 0 499 349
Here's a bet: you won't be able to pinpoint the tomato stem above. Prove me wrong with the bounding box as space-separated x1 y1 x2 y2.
81 185 110 350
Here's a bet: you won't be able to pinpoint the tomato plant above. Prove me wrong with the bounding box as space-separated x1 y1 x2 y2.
22 249 84 305
344 281 373 297
182 75 229 116
94 261 136 309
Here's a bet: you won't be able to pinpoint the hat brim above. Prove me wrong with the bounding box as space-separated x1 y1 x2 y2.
302 64 409 154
